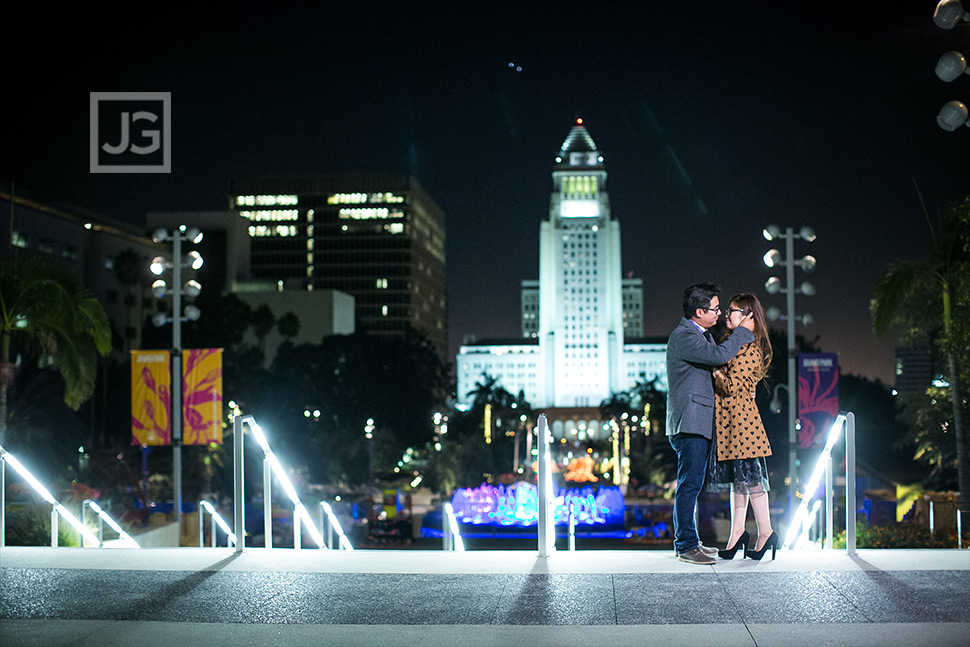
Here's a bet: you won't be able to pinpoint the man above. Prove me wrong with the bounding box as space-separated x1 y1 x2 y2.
666 283 754 564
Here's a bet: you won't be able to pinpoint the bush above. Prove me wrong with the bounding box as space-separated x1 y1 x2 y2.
834 520 970 549
5 501 85 547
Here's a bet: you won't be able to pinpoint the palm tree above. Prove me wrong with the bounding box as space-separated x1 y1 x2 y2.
0 256 112 444
599 391 632 424
630 373 667 436
871 197 969 523
251 304 276 352
466 372 514 412
277 311 300 342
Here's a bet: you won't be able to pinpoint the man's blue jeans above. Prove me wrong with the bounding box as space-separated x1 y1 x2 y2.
669 433 710 554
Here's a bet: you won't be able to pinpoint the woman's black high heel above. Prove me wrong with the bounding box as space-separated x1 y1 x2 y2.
745 531 779 561
718 530 750 559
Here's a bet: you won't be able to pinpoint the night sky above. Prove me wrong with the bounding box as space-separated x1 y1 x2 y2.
4 2 968 385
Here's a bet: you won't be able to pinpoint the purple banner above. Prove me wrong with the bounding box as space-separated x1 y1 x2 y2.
797 353 839 449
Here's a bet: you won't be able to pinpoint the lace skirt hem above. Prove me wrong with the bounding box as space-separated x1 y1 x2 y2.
707 455 770 494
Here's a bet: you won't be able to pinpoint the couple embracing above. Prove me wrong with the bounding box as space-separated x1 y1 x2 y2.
665 283 778 565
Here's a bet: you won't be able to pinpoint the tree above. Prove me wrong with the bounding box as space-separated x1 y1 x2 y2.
277 311 300 341
871 196 970 523
466 373 513 413
264 329 449 485
0 256 112 444
251 305 276 352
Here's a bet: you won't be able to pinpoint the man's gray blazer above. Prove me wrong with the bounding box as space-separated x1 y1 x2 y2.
665 318 755 439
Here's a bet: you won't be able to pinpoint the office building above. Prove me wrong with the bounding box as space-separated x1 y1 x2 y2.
1 190 163 353
227 175 447 360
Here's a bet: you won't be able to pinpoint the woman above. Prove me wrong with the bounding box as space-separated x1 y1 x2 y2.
709 293 778 560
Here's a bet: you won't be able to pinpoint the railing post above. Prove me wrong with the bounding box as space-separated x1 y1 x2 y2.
294 505 302 550
0 459 5 549
930 499 935 547
51 506 58 547
568 506 576 552
233 415 245 554
845 412 856 556
263 457 273 548
443 502 453 551
81 501 89 547
199 502 205 547
958 509 963 550
825 453 834 549
537 414 555 556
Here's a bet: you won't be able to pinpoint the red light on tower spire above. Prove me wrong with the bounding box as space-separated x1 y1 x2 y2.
576 118 583 125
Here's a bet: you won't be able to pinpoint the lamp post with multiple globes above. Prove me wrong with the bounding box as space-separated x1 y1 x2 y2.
150 225 203 530
762 224 816 524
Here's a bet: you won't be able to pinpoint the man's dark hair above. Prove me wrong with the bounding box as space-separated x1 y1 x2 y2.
682 283 719 318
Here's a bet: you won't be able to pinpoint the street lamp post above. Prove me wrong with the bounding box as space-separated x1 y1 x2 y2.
364 418 375 483
762 224 816 526
150 225 203 531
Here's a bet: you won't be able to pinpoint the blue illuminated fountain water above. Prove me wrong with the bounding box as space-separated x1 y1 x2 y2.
447 481 625 529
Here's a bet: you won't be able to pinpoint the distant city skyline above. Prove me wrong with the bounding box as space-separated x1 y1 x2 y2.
3 3 968 384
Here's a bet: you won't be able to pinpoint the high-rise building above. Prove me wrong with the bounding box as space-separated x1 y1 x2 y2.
227 175 447 360
456 121 666 428
894 345 934 397
1 190 163 354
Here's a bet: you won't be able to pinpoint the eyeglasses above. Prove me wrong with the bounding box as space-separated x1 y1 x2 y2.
727 308 746 315
699 306 722 313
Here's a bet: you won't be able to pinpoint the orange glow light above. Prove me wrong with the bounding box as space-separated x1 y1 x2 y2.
576 118 583 125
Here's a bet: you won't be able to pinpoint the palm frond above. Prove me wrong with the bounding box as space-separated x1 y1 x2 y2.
871 261 927 336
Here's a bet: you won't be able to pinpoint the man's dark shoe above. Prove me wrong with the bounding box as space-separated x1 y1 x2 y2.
698 543 719 556
677 547 717 565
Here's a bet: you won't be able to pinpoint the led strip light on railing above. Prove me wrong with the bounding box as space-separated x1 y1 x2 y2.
200 499 237 546
443 502 465 552
1 444 102 547
85 500 140 548
782 414 847 550
320 501 354 550
248 420 327 549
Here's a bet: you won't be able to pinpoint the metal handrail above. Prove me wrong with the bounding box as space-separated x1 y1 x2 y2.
199 499 236 547
782 411 856 554
537 413 555 556
232 414 350 552
81 499 139 548
0 444 100 548
319 501 353 550
443 502 464 551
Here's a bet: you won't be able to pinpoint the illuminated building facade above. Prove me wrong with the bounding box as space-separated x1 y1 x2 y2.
228 175 447 359
457 121 666 420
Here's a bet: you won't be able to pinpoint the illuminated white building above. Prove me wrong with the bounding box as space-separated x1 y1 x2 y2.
457 121 666 413
227 175 447 360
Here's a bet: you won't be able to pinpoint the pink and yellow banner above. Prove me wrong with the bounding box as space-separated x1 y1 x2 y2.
181 348 223 445
131 348 224 446
131 350 171 446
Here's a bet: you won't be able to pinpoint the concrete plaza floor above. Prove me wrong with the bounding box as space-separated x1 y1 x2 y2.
1 546 968 646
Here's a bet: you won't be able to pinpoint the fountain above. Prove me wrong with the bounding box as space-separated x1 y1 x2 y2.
421 481 628 539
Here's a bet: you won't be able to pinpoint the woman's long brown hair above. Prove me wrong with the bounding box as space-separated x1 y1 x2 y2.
730 292 773 380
